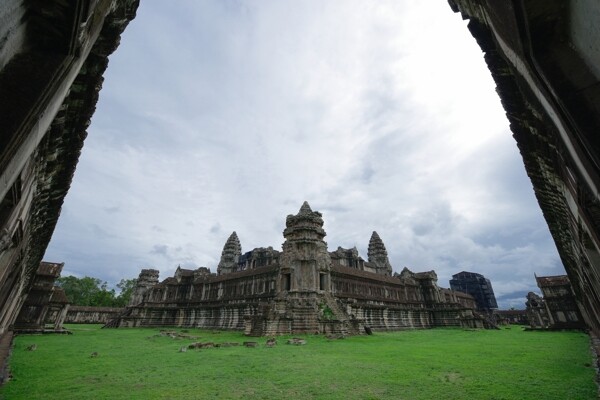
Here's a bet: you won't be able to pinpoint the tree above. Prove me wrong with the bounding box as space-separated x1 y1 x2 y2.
115 278 137 307
91 281 117 307
56 276 116 307
56 275 138 307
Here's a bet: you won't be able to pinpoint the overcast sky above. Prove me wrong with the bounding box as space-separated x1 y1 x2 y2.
44 0 565 309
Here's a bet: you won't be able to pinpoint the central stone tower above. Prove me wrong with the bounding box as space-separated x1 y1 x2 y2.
279 201 331 293
244 202 350 336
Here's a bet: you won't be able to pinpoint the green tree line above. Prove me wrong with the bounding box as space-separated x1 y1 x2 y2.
56 276 137 307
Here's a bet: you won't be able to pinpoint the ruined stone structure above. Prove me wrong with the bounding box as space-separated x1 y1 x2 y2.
526 292 551 328
449 1 600 335
14 260 124 326
0 0 139 347
13 262 69 332
111 203 483 335
43 289 71 329
528 275 586 330
450 271 498 311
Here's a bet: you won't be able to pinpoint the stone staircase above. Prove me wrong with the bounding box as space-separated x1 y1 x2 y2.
322 293 346 319
319 293 357 335
103 307 132 328
290 300 321 334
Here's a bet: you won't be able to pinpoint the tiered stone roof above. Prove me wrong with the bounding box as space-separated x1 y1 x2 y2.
367 231 393 276
217 231 242 275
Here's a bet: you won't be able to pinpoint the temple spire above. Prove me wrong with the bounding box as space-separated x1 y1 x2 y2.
217 231 242 275
299 201 312 214
368 231 392 276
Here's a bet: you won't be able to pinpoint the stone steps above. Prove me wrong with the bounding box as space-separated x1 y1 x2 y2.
290 305 320 333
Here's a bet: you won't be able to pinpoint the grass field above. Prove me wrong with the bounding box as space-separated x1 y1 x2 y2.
1 325 596 399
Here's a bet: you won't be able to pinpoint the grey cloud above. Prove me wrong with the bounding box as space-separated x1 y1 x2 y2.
359 165 375 184
210 223 222 235
151 244 169 257
90 224 116 239
179 261 199 269
496 290 535 309
412 221 435 237
409 202 460 237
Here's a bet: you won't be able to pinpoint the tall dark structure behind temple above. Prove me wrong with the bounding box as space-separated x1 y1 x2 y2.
450 271 498 310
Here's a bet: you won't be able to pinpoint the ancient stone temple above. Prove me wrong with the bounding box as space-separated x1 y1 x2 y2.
526 292 551 329
111 202 484 335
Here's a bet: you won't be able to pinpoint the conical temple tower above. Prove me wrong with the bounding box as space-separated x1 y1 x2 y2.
367 231 393 276
217 232 242 275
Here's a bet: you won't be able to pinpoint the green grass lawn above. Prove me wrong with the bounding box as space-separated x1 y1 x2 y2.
1 325 596 399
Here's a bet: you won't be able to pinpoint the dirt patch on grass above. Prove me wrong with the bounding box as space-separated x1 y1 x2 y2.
442 372 463 383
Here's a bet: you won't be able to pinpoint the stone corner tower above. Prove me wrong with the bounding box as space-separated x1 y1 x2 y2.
129 269 159 306
367 231 393 276
279 201 331 293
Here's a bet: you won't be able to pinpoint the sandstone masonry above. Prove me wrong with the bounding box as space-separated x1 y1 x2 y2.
110 202 484 335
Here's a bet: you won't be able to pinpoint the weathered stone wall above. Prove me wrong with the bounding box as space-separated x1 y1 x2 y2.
118 266 279 330
535 275 586 329
14 262 69 332
331 266 423 303
121 264 478 333
0 0 139 341
526 292 551 328
0 0 26 72
331 266 475 330
441 288 478 310
449 0 600 334
65 306 124 324
118 263 479 333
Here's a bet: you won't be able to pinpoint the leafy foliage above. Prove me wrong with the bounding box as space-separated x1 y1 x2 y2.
55 276 137 307
115 278 137 306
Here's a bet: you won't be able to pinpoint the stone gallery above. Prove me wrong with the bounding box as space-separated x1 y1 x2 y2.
111 202 484 335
